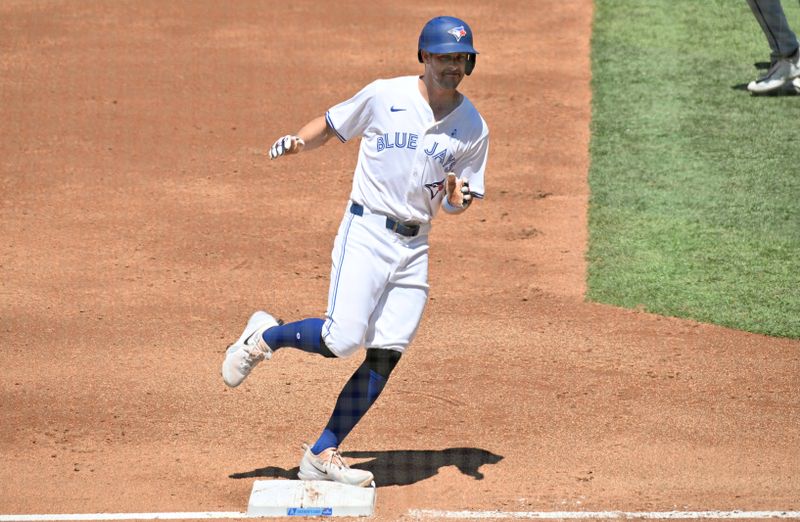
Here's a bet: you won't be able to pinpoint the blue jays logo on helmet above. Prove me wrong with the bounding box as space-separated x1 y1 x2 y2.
447 26 467 42
418 16 478 75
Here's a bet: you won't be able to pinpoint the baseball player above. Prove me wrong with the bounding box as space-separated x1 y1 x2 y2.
222 16 489 487
746 0 800 93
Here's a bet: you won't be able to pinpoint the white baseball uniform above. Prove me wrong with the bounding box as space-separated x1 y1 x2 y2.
320 75 489 358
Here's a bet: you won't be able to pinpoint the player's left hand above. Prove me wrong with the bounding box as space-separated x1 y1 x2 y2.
445 172 472 208
269 135 305 160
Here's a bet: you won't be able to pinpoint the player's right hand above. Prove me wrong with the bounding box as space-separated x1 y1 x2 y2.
269 135 305 160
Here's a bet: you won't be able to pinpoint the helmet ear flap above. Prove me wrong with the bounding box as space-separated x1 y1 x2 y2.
465 54 476 75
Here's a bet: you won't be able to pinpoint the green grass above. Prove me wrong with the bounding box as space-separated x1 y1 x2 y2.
588 0 800 338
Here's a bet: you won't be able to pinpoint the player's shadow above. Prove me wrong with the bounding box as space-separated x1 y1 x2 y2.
229 447 503 487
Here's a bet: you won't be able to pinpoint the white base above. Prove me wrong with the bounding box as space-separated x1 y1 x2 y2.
246 480 376 517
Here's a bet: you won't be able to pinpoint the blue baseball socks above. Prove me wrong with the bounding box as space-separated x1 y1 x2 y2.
262 320 402 455
311 349 401 455
261 318 335 358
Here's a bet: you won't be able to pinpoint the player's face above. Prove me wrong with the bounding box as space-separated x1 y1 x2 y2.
424 52 468 90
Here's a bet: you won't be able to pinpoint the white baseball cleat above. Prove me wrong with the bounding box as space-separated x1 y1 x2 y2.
747 49 800 94
221 311 279 388
298 444 374 487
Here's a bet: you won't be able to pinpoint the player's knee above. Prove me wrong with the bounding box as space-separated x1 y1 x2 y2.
322 331 362 358
317 336 337 358
365 348 402 380
321 319 367 358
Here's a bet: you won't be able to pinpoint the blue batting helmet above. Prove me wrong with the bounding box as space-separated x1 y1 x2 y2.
417 16 479 75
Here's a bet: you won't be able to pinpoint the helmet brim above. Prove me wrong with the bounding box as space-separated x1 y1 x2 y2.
421 42 479 56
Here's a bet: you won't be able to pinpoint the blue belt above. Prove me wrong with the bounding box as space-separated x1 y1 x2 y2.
349 203 420 237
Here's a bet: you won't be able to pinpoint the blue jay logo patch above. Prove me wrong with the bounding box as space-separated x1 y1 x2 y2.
425 179 445 200
447 26 467 42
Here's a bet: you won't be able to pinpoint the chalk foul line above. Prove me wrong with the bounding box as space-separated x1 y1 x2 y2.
2 509 800 521
0 514 256 521
408 509 800 519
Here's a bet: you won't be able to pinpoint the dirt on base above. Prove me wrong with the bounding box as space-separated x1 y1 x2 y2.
1 1 798 520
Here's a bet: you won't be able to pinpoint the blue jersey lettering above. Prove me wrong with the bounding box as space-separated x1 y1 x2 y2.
375 132 420 153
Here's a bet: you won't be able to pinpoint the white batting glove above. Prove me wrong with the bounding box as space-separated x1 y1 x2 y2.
443 173 472 213
269 135 305 160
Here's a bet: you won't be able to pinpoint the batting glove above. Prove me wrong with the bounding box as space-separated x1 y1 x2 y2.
269 135 305 160
443 173 472 213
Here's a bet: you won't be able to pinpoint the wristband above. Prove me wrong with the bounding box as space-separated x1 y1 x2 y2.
442 197 468 214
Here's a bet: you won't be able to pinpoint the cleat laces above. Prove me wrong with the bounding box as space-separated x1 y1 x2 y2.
239 343 267 372
322 448 349 471
303 444 350 471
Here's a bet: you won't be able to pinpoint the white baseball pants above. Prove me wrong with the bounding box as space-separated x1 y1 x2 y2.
321 202 430 357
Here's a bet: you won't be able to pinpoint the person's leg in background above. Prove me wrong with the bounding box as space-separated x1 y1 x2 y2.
746 0 800 93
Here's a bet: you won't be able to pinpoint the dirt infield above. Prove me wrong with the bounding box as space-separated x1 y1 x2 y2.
1 1 798 520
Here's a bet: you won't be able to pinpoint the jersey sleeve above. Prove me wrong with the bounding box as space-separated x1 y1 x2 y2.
454 121 489 199
325 80 378 143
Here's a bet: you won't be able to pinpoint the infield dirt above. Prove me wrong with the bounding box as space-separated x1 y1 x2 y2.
1 1 798 520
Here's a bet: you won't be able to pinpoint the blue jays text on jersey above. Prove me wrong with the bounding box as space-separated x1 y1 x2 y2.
376 132 457 172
